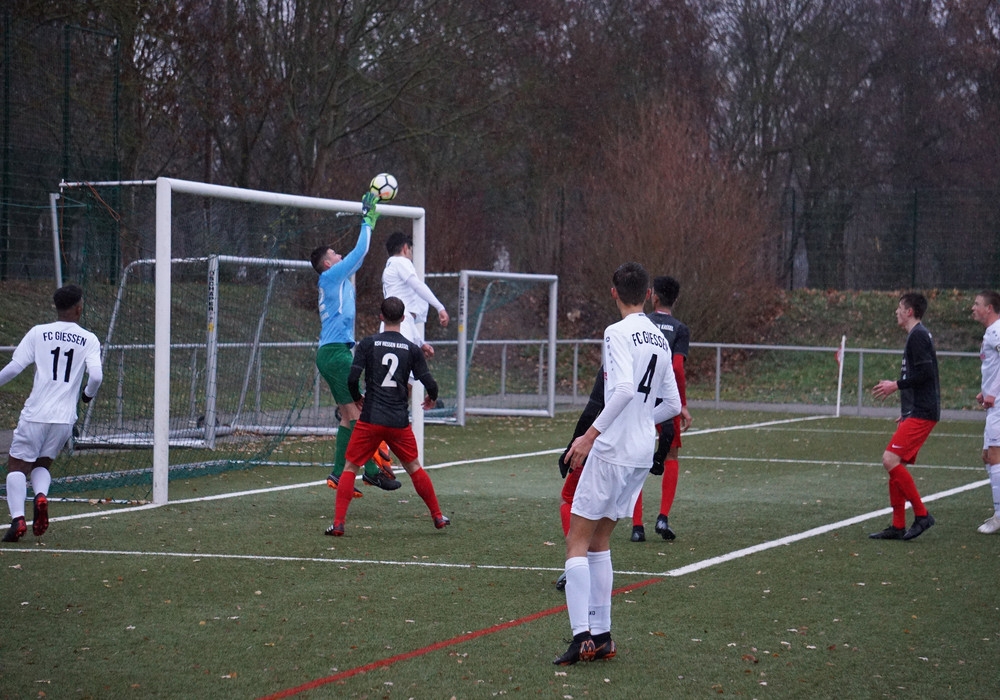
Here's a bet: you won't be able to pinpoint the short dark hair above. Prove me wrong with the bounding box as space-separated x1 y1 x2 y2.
612 262 649 306
900 292 928 320
53 284 83 311
978 290 1000 314
385 231 412 256
652 276 680 307
309 245 332 274
381 296 406 323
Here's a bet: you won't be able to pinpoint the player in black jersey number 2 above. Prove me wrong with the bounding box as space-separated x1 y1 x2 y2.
325 297 450 536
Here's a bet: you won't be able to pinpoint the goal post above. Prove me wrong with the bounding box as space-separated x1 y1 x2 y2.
151 177 427 504
76 253 322 450
455 271 559 425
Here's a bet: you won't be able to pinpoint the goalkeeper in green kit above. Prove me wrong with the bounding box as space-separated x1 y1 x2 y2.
310 191 400 497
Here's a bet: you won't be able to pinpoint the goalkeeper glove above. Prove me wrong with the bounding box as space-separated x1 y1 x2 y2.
361 191 380 229
81 390 94 404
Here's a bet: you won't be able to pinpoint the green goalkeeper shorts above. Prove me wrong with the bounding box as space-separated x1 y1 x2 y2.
316 343 354 405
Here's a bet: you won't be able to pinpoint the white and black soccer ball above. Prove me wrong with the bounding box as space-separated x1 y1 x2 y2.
369 173 398 201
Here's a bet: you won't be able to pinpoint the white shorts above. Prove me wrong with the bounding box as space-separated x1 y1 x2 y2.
9 419 73 463
570 453 648 521
984 407 1000 450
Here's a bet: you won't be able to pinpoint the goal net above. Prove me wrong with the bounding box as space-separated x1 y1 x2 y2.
50 178 427 504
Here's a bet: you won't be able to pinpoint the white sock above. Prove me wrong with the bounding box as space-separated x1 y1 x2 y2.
6 472 27 520
587 550 613 636
30 467 51 498
990 464 1000 516
564 556 591 636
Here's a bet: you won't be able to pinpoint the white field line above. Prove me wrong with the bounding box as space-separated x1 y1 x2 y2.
7 414 989 578
7 478 988 579
38 415 834 524
647 478 989 578
684 454 984 472
430 414 832 467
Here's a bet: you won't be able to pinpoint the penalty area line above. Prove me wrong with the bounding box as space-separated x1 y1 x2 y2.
20 476 989 580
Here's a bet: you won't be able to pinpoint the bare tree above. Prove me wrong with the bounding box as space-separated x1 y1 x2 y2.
707 0 1000 287
566 102 782 341
142 0 519 195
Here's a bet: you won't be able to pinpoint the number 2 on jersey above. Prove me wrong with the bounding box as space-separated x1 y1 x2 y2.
381 352 399 387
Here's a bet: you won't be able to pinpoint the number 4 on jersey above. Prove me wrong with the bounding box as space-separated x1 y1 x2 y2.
637 355 657 402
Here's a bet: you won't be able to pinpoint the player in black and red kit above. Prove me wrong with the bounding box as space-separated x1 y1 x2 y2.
325 296 450 536
868 292 938 541
632 276 693 541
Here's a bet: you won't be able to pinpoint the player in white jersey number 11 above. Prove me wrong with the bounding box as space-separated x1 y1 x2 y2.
0 284 103 542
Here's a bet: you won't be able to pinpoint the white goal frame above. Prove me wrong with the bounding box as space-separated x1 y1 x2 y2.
59 177 429 505
455 271 559 425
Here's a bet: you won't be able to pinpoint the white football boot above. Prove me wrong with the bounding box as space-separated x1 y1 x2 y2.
977 514 1000 534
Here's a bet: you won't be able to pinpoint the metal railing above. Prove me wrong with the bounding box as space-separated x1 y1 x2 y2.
2 340 984 422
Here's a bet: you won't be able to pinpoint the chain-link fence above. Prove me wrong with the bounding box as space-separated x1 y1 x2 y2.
1 13 120 282
781 188 1000 291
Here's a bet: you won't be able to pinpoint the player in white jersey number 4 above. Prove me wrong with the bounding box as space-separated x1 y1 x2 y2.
554 262 680 665
0 285 103 542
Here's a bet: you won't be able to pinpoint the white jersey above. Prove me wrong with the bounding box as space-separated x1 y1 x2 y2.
983 319 1000 401
382 255 444 325
5 321 103 424
590 312 680 467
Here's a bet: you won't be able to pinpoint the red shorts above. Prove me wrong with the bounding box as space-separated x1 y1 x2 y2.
885 417 937 464
654 415 682 449
345 421 419 466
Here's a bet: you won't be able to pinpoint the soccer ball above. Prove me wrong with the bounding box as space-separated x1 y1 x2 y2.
369 173 398 201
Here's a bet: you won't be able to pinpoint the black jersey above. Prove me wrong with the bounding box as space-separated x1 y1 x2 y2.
647 310 690 358
347 330 438 428
897 322 940 422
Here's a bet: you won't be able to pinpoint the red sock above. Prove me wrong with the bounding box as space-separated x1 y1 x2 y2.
410 467 442 518
334 471 357 525
560 468 581 536
888 477 907 529
632 491 643 527
659 459 679 516
889 464 927 517
561 468 580 504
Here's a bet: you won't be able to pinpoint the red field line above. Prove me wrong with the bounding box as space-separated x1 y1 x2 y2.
258 577 663 699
